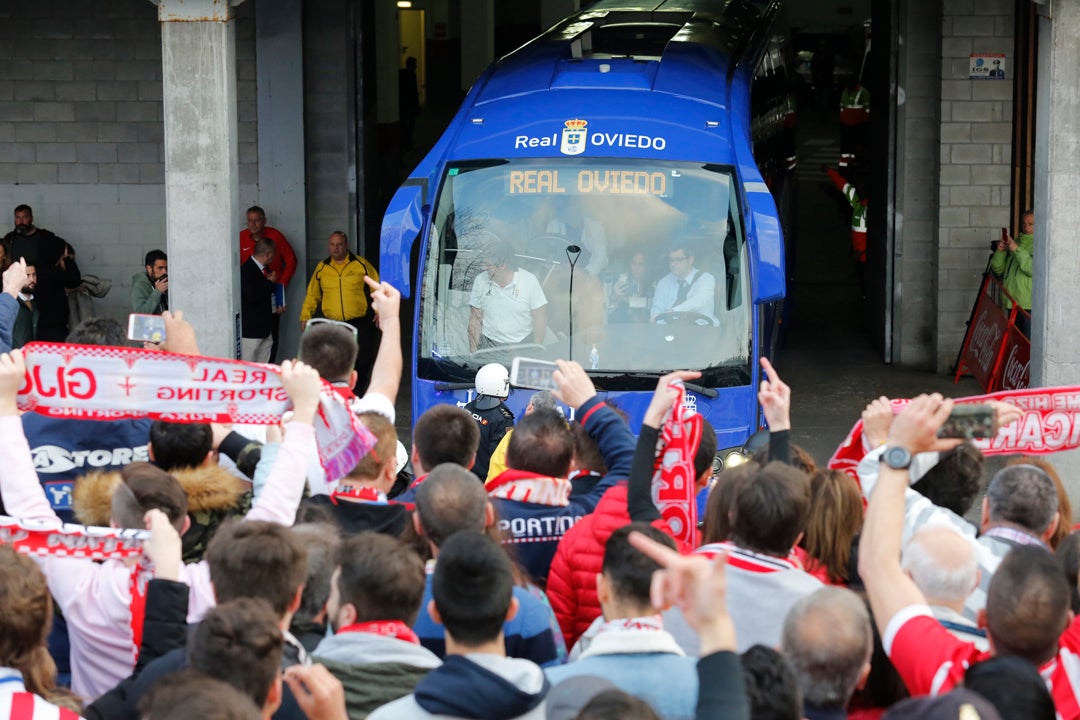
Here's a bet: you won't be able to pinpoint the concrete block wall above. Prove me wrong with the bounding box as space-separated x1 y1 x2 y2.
895 0 942 368
935 0 1014 372
0 0 257 326
303 0 354 269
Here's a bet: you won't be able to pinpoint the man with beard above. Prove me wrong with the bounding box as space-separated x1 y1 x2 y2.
2 205 81 341
11 262 37 349
131 249 169 315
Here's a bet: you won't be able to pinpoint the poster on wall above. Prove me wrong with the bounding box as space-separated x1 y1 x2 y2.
970 53 1006 79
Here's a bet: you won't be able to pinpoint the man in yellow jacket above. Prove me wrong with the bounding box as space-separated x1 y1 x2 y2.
300 230 381 391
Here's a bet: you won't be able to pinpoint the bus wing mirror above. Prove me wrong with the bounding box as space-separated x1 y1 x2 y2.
380 180 428 298
746 195 785 304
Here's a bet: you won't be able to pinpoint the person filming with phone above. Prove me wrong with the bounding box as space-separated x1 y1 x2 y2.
131 249 168 315
991 210 1034 338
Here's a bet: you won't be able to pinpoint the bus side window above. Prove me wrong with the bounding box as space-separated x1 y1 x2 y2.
724 228 741 310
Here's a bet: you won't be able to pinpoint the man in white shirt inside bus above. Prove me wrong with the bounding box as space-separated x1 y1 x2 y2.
468 241 548 351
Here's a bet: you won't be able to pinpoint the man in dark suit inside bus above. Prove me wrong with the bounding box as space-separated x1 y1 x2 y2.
650 239 717 325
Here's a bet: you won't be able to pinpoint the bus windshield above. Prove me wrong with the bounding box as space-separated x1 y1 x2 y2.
416 158 752 389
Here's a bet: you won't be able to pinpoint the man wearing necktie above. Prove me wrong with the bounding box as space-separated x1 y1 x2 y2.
239 238 281 362
650 242 717 324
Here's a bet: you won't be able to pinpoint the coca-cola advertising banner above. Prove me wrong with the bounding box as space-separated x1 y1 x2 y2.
828 386 1080 482
998 322 1031 391
955 274 1030 393
16 342 375 483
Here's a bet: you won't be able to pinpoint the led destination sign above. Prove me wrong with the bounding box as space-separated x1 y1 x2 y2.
507 168 671 196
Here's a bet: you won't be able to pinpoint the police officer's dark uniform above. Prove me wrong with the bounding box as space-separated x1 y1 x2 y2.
465 393 515 481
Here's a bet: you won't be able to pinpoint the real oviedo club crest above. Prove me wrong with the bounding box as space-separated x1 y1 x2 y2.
560 119 588 156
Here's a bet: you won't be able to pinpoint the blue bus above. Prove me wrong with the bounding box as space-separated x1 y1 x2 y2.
381 0 793 471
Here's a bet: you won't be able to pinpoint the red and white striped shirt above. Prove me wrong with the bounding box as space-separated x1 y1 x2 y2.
885 605 1080 720
0 669 81 720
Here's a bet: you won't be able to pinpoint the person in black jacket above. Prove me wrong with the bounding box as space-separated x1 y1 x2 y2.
2 204 81 341
240 238 280 363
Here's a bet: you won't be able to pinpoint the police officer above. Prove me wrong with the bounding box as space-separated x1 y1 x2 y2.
465 363 515 480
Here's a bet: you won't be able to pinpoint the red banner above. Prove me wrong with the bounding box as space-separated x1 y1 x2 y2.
954 274 1030 393
16 342 374 483
828 386 1080 482
997 322 1031 391
0 515 148 561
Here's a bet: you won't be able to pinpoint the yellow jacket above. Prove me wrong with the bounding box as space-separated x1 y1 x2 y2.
300 254 379 323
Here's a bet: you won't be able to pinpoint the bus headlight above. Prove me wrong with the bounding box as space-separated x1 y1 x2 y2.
724 450 749 468
711 447 751 477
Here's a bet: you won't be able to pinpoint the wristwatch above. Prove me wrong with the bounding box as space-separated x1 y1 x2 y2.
880 445 913 470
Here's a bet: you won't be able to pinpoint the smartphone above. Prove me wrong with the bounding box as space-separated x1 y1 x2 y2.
510 357 559 392
937 404 998 439
128 313 166 343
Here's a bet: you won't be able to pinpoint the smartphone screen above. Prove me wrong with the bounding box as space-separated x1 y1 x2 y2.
510 357 559 392
937 404 998 439
128 313 166 343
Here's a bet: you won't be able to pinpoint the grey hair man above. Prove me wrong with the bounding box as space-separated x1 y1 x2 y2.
902 525 986 650
859 422 1059 619
781 587 872 719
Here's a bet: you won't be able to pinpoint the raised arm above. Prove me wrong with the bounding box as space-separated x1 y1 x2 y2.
553 359 633 485
758 357 792 464
244 360 321 525
858 395 962 639
0 350 61 522
0 261 29 353
363 277 402 404
627 370 702 523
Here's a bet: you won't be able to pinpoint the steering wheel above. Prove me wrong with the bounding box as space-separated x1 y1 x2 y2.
527 234 574 259
470 342 548 361
653 312 715 327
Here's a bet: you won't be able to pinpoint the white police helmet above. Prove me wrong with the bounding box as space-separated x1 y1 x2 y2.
475 363 510 407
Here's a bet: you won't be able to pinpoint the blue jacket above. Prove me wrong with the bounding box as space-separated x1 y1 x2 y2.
488 398 634 584
8 414 153 524
0 294 17 352
414 570 566 667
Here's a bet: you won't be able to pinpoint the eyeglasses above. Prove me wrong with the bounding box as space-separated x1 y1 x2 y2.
304 318 359 340
668 255 690 265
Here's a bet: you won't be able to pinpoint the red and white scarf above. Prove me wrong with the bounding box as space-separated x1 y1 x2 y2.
487 469 571 507
17 342 374 483
651 380 703 546
336 621 420 645
828 385 1080 485
696 541 804 573
330 485 388 505
0 515 148 560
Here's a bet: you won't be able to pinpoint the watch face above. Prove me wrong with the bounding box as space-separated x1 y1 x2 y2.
884 446 912 469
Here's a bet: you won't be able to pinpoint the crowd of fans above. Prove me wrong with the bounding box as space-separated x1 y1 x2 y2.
0 267 1076 720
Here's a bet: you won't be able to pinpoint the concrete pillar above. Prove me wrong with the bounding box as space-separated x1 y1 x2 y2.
1032 4 1080 508
155 0 243 359
461 0 494 92
255 0 306 360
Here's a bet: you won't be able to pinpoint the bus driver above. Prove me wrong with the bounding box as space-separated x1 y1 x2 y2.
468 242 549 351
650 241 717 324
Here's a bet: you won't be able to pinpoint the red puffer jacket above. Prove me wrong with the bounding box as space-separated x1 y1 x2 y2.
547 483 630 650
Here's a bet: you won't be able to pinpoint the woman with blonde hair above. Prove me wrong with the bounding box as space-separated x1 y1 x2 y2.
0 544 81 717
